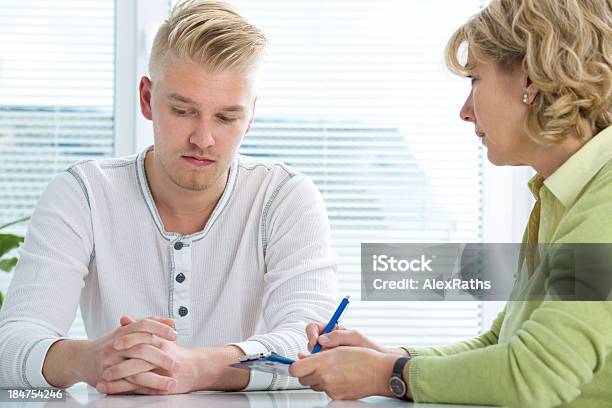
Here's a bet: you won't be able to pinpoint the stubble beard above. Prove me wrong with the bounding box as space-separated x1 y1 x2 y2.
160 155 229 192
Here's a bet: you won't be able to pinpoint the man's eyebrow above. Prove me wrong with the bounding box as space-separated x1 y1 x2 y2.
220 105 245 113
167 94 245 113
168 93 196 104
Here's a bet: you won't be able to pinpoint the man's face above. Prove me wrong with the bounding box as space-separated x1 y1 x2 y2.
140 62 255 191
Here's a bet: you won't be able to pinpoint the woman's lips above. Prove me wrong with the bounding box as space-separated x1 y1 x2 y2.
476 131 486 144
182 156 215 167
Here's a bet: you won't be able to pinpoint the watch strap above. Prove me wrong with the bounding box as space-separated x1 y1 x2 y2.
392 356 410 376
391 356 411 400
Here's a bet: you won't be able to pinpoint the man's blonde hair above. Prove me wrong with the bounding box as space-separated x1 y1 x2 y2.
149 0 267 79
445 0 612 144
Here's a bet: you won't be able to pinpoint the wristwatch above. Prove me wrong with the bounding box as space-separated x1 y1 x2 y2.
388 356 411 400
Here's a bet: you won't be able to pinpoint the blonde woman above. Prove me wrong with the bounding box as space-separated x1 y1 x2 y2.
290 0 612 406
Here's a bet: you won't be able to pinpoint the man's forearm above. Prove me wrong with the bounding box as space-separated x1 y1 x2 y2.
191 345 250 391
42 339 89 388
44 340 251 391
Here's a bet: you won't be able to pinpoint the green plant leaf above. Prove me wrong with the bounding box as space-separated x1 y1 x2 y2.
0 290 3 308
0 257 18 272
0 234 24 259
0 216 30 231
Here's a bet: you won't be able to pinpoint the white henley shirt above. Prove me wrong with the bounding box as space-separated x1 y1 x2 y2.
0 147 338 390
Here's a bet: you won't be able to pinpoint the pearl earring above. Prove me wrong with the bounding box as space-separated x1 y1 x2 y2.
522 92 529 105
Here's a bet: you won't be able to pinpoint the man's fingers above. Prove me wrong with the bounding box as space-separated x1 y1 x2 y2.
122 344 179 372
131 387 170 395
125 371 177 392
119 315 135 327
97 378 137 394
115 318 177 343
102 358 156 382
96 379 168 395
120 315 175 329
114 332 162 351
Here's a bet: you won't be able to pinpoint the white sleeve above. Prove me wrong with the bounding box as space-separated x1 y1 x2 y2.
228 339 274 390
232 174 339 390
0 170 93 388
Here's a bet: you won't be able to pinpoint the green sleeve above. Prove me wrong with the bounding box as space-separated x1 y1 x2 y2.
403 307 505 357
407 301 612 407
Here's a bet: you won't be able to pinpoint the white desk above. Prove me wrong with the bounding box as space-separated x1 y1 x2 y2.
10 384 491 408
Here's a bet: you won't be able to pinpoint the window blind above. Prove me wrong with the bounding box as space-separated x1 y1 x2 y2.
0 0 490 348
0 0 115 339
168 0 489 347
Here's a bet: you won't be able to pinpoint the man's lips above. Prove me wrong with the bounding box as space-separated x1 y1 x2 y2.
182 155 215 167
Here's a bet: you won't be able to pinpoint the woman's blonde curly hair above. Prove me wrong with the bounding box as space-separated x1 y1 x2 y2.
446 0 612 145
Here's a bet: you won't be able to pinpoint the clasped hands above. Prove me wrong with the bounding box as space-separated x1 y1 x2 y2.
85 315 198 395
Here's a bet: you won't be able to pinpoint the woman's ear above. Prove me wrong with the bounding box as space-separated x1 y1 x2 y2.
522 58 538 104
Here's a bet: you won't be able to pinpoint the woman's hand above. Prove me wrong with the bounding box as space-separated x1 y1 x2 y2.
305 322 408 356
289 346 403 400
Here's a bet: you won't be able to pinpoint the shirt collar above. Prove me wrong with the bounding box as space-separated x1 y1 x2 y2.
135 146 239 241
528 173 545 200
543 125 612 208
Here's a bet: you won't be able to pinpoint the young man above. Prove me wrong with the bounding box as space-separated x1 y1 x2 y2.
0 0 337 394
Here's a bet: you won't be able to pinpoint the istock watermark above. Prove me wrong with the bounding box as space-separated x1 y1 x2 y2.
361 243 612 301
371 254 434 272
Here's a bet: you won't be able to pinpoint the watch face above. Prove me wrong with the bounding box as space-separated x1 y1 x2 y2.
389 376 406 397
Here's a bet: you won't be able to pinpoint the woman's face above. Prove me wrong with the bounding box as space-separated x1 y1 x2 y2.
459 54 536 166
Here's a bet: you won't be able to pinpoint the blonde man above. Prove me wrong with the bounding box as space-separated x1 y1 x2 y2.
291 0 612 406
0 0 338 394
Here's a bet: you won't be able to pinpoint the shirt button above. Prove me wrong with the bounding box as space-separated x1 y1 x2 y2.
176 273 185 283
174 241 184 250
178 306 188 317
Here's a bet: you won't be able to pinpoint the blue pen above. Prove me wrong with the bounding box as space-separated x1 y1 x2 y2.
311 295 350 354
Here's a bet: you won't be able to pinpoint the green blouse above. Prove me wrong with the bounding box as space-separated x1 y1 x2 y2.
405 125 612 407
